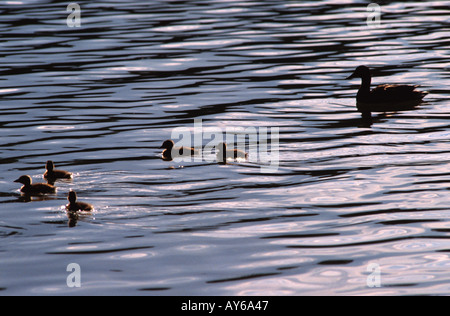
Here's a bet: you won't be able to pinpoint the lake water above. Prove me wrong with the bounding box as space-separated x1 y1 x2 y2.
1 0 450 296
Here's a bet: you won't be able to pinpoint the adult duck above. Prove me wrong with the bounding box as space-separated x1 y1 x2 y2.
14 175 56 195
347 66 427 116
160 140 198 161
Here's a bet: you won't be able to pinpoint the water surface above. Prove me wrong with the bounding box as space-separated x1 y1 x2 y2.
1 0 450 295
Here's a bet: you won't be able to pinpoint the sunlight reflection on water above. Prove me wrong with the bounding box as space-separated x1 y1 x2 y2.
0 0 449 295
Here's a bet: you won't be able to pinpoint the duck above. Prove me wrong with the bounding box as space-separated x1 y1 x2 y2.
216 142 248 164
160 140 198 161
347 65 428 116
44 160 73 181
14 175 56 195
66 190 94 212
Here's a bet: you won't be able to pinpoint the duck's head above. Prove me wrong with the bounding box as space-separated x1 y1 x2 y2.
46 160 55 171
68 190 77 204
160 140 175 150
14 175 32 186
347 65 371 80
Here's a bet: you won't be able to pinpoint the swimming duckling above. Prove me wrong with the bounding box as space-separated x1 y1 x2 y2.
216 142 248 164
14 175 56 195
66 190 94 212
347 66 428 117
160 140 198 161
44 160 73 181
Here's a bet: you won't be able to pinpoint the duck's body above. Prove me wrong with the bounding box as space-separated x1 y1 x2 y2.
44 161 73 181
347 66 427 115
217 142 248 164
14 175 56 195
160 140 198 161
66 191 94 212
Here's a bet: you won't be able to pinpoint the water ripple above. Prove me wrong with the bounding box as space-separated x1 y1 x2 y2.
1 0 450 295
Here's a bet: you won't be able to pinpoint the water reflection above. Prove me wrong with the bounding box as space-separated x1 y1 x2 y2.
16 194 58 203
0 0 449 295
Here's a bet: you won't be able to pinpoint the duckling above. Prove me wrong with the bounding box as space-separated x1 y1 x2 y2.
14 175 56 195
216 142 248 164
160 140 198 161
44 160 73 181
66 190 94 212
347 66 428 116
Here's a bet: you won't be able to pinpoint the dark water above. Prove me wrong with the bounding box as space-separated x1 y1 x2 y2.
1 0 450 295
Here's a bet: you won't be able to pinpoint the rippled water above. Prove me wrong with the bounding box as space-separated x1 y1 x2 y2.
1 0 450 295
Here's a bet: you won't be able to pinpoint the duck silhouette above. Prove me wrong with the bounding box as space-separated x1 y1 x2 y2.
216 142 248 164
160 140 198 161
66 190 94 212
14 175 56 195
44 160 73 183
347 66 428 117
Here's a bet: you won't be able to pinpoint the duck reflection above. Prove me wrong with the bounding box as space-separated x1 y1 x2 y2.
66 210 80 228
16 194 58 203
66 210 95 228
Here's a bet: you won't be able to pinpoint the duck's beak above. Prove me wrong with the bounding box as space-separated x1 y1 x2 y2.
346 73 356 80
14 178 20 183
